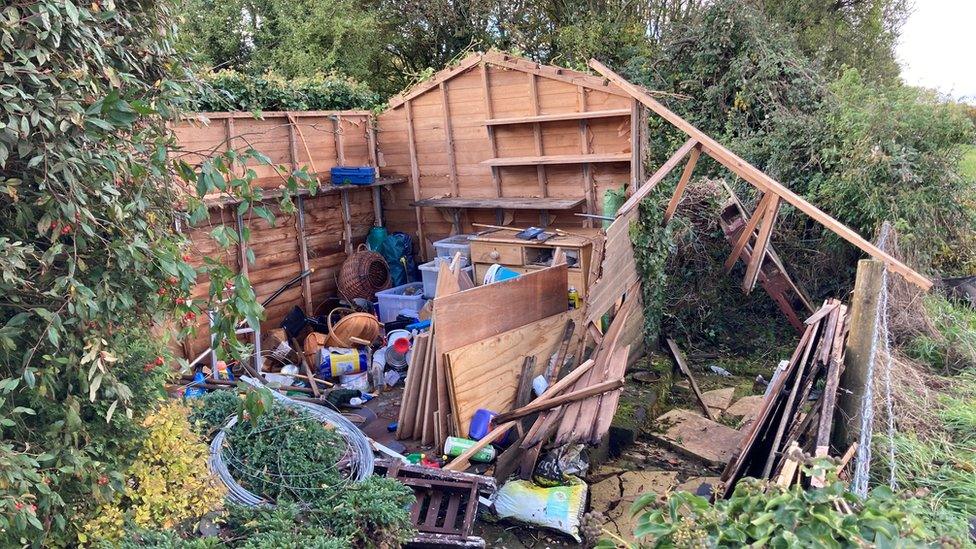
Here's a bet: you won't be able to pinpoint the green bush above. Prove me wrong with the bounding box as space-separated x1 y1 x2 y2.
191 70 381 112
607 460 933 547
188 390 242 436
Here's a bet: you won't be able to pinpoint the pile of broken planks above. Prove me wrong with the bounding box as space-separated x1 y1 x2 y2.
719 298 852 496
393 248 637 481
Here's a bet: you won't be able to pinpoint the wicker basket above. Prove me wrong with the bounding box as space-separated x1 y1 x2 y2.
338 244 391 301
325 307 382 348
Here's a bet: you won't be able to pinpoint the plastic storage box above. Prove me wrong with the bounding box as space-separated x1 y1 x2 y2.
419 257 473 298
433 234 473 259
375 282 427 322
330 166 376 186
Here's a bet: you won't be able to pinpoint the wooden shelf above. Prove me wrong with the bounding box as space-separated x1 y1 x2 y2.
204 176 405 207
484 109 631 126
410 197 585 210
481 153 631 167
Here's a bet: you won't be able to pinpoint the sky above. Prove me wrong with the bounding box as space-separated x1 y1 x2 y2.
897 0 976 103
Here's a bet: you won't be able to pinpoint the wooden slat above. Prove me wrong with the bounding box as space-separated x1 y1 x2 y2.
294 196 313 313
527 73 548 198
433 264 569 354
616 138 698 216
481 153 630 167
485 108 632 126
578 87 595 228
588 58 932 290
662 145 702 223
724 193 773 272
479 63 503 197
404 101 427 258
742 195 780 293
411 197 584 210
665 338 716 421
439 82 460 196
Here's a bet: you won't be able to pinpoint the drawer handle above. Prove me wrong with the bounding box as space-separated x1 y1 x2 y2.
489 250 500 260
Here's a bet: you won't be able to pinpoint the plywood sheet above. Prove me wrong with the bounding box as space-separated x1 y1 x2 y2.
586 210 639 324
433 264 569 354
445 309 580 437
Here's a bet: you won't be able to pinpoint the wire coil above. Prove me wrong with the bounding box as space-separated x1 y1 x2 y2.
208 376 374 506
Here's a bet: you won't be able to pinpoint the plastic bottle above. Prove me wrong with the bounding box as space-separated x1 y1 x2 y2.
183 370 207 399
444 436 496 463
568 286 581 310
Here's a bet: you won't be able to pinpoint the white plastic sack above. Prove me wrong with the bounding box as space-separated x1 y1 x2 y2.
493 478 587 541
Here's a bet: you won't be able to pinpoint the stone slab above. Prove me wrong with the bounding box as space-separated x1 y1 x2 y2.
650 409 743 466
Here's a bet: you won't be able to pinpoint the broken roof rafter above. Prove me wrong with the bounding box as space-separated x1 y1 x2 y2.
588 59 932 291
386 50 628 110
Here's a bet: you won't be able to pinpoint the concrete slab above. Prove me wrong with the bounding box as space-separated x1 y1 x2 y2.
674 475 722 498
700 387 735 415
649 409 743 466
725 394 764 423
591 470 678 541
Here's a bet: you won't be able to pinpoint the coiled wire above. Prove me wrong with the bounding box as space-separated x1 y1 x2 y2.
208 376 374 507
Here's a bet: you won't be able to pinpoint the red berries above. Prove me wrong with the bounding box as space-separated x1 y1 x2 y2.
143 362 155 372
182 253 192 261
157 287 167 296
60 225 72 235
183 311 197 322
97 475 109 486
167 276 178 285
175 297 185 305
154 356 164 366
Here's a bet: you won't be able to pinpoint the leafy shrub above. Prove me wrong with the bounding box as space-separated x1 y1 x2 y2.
191 70 381 112
608 460 931 547
188 390 242 436
80 401 225 544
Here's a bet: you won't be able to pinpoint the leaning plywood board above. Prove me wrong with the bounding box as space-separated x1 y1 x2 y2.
445 309 581 438
434 263 569 354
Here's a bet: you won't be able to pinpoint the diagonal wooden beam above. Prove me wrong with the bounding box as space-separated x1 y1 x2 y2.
724 192 772 272
662 144 702 224
617 138 698 216
742 195 780 293
588 58 932 290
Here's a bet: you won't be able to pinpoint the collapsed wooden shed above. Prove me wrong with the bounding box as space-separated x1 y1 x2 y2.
172 52 649 362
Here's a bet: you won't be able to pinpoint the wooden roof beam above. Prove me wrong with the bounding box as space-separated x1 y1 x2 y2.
588 58 932 290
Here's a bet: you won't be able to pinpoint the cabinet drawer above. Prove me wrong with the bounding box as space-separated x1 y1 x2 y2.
470 242 523 265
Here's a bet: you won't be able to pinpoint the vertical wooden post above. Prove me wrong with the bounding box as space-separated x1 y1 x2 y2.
340 190 353 255
366 117 383 226
294 196 313 313
630 99 641 193
835 259 884 451
528 73 548 197
404 101 427 260
439 82 460 197
577 86 594 228
332 115 346 166
286 112 299 172
225 116 238 177
480 63 503 197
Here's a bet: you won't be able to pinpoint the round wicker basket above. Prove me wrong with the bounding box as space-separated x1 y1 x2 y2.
324 307 381 347
337 244 391 301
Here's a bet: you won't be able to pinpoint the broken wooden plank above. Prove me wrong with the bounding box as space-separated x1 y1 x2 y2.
662 144 702 223
742 195 780 293
665 338 717 421
492 378 624 424
616 138 698 216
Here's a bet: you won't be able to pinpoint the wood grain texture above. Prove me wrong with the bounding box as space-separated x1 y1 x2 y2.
444 309 580 437
433 263 569 354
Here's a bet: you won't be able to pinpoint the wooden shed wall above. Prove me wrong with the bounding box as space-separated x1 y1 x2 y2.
377 59 639 257
172 111 382 360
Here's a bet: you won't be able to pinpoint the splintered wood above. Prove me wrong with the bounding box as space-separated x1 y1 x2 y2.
719 298 850 496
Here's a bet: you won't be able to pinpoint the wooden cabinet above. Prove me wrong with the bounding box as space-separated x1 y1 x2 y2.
469 228 599 296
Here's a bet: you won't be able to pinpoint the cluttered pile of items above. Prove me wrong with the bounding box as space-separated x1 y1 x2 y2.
176 223 632 546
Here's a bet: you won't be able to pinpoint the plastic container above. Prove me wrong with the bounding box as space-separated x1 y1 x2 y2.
483 263 521 285
469 409 496 441
330 166 375 185
418 258 474 298
318 348 369 378
433 234 473 260
375 282 427 323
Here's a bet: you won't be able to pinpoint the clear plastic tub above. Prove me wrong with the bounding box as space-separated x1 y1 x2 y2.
433 234 473 260
418 258 473 298
375 282 427 322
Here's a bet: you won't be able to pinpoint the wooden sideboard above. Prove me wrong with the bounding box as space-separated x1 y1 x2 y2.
468 228 600 296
